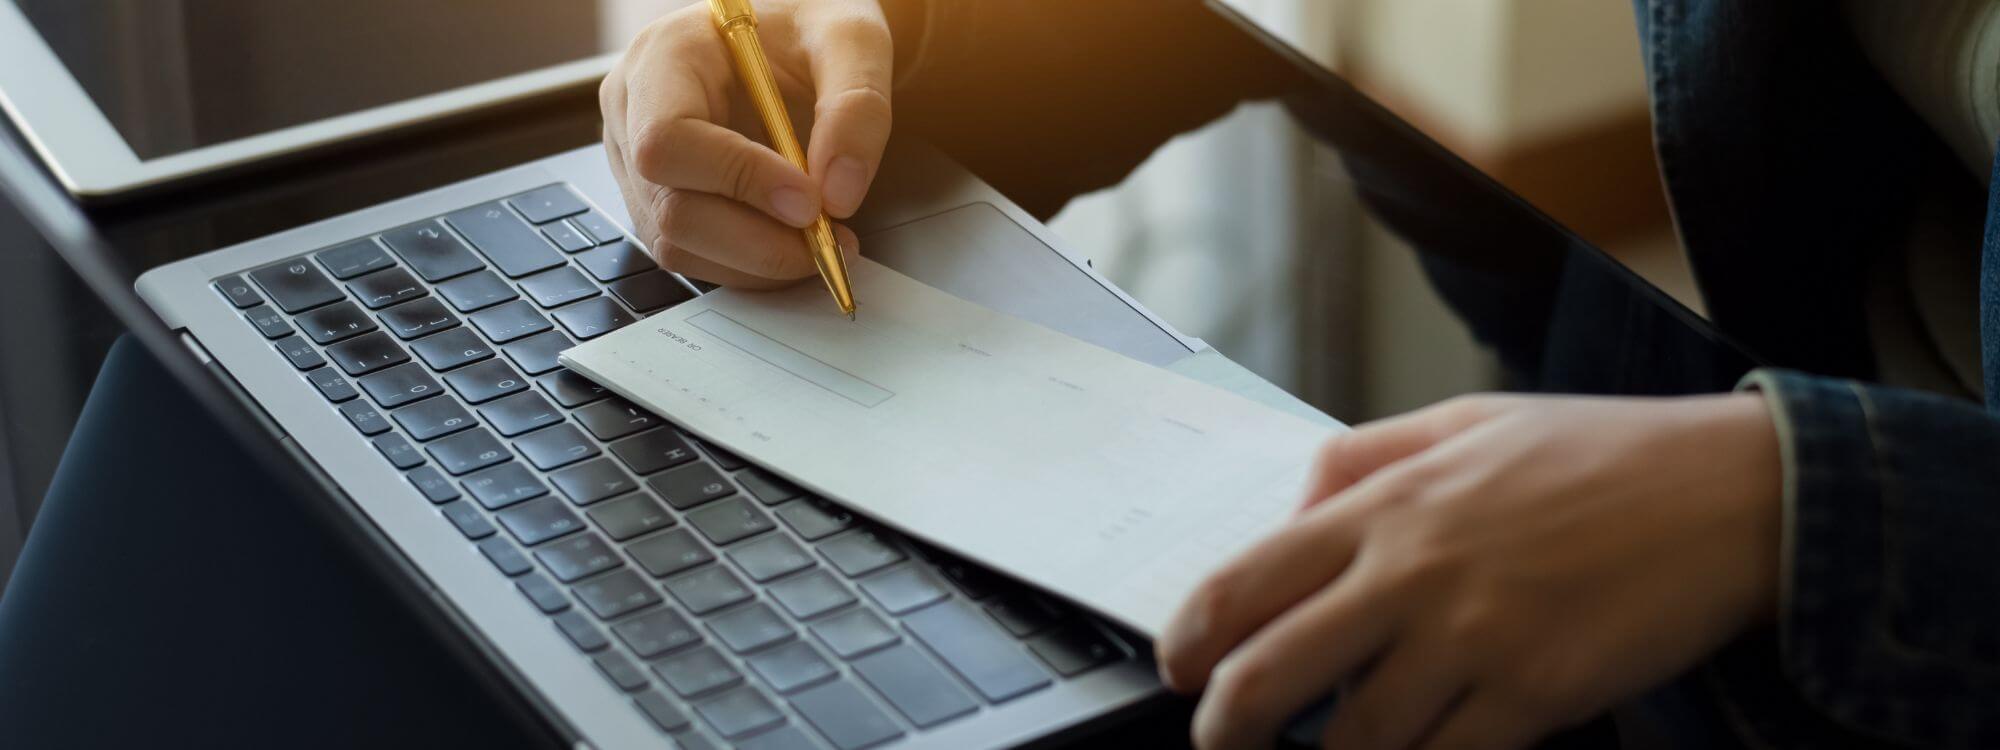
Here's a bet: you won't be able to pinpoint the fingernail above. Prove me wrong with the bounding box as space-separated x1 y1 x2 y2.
770 187 817 228
823 156 869 217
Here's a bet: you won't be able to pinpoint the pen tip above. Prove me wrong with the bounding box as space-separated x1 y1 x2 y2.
846 311 856 322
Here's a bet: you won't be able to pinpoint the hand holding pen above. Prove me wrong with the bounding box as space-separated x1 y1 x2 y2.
599 0 890 309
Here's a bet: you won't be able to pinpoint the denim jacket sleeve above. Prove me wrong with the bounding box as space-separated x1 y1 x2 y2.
1722 369 2000 748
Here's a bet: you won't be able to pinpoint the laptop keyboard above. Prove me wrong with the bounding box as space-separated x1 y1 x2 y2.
213 184 1136 749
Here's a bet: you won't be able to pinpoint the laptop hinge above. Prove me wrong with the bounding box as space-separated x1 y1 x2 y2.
178 330 214 364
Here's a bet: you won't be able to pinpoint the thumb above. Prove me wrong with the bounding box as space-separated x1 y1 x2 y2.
1297 397 1515 514
801 13 894 218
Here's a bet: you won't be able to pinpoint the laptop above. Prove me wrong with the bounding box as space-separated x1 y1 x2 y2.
0 3 1752 748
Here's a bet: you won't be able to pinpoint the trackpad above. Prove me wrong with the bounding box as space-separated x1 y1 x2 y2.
861 203 1192 367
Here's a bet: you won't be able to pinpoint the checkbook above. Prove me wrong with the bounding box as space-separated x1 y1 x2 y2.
561 259 1343 637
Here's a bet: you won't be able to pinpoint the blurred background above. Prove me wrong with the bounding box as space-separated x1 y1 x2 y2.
1050 0 1693 422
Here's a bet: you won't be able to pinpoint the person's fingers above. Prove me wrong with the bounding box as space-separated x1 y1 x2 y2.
654 190 821 282
1156 496 1372 692
621 10 820 228
1297 396 1517 514
798 6 894 218
1321 638 1469 750
1412 692 1546 750
1189 568 1402 750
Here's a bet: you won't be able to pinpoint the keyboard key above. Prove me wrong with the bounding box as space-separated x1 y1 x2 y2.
708 602 795 654
573 568 663 620
508 185 589 224
615 608 703 658
629 528 715 578
439 500 496 539
378 298 459 340
850 644 979 727
609 269 697 312
774 500 853 541
295 301 378 344
749 641 838 694
696 439 748 470
543 220 595 252
514 423 600 471
635 691 692 732
518 571 572 614
539 369 608 407
478 536 534 577
392 397 476 441
535 533 622 582
244 304 292 339
501 330 574 376
552 297 637 340
347 267 427 310
381 220 484 282
435 269 518 312
687 498 777 546
904 599 1051 702
694 687 785 739
316 239 395 279
554 458 640 506
426 427 510 475
934 554 1003 600
650 462 735 509
339 399 392 435
554 609 611 652
664 565 753 614
810 608 899 660
737 468 802 506
574 210 627 244
442 359 529 404
585 650 648 695
654 645 742 698
790 679 904 749
575 241 655 282
406 465 460 503
358 363 443 408
587 493 674 539
738 726 816 750
409 327 493 371
325 331 409 376
215 275 262 308
858 565 950 614
575 397 661 441
462 462 549 510
1028 624 1121 676
983 593 1064 637
273 335 325 370
728 535 815 582
250 258 343 312
612 429 699 475
306 367 358 402
494 495 582 545
479 391 564 436
372 433 425 469
519 266 599 308
468 300 553 343
768 570 856 621
447 202 566 278
818 530 904 577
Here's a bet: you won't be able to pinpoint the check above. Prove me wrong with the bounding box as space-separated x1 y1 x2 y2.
561 259 1342 636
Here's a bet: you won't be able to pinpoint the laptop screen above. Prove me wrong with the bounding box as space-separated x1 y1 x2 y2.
8 0 684 160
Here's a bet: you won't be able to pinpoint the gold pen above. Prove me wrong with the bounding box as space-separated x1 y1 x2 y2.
708 0 858 319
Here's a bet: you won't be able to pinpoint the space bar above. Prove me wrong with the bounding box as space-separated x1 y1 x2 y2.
902 599 1051 702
